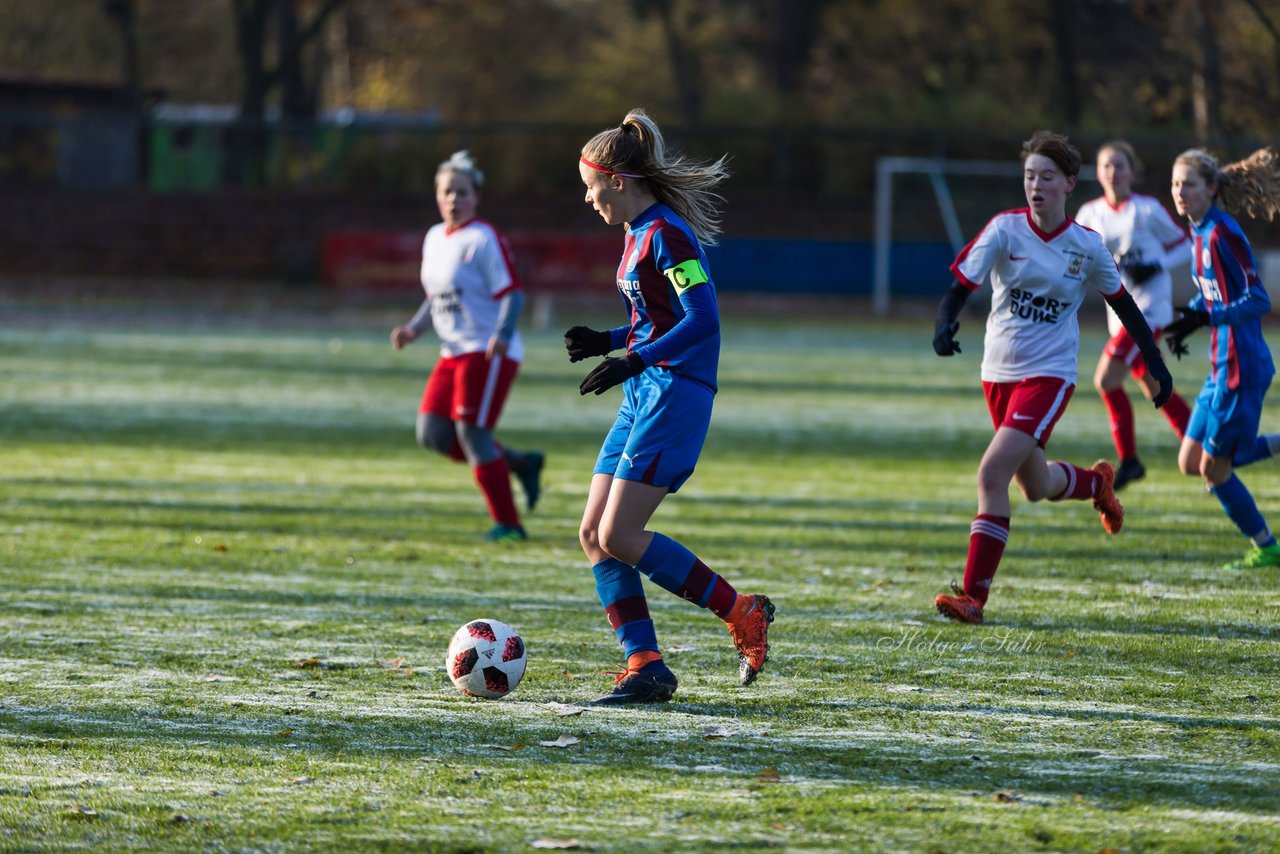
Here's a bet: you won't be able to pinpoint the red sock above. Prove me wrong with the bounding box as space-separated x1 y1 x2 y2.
473 458 520 527
1102 388 1136 461
1161 391 1192 438
1051 461 1099 501
964 514 1009 605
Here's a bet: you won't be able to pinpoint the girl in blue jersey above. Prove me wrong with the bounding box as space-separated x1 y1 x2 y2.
565 109 774 705
1164 147 1280 569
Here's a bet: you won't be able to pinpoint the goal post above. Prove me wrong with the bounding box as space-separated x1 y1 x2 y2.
872 156 1095 315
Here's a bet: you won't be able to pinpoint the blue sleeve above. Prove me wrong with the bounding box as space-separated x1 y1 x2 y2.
633 283 719 367
1208 229 1271 326
608 325 629 350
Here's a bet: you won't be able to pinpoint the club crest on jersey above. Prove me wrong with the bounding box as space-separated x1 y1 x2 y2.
1008 288 1068 324
626 247 641 273
1064 251 1085 278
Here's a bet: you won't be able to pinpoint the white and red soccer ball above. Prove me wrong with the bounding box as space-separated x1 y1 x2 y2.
445 619 527 699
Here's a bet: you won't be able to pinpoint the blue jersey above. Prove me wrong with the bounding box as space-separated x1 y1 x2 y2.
1187 206 1274 392
608 203 720 392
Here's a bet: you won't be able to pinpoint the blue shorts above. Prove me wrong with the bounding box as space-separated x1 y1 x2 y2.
593 369 714 493
1186 376 1270 462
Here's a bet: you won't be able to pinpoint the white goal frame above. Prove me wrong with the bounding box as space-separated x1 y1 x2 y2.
872 157 1095 315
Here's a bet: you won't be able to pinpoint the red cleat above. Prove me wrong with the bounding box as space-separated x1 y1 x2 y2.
1091 459 1124 534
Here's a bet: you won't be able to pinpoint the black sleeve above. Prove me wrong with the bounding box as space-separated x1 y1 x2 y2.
1105 288 1159 361
935 281 971 329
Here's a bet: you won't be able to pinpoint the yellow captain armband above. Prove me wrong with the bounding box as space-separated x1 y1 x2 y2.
664 259 709 295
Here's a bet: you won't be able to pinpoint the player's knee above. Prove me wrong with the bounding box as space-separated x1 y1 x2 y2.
597 520 639 565
456 422 498 465
417 415 456 456
578 522 601 556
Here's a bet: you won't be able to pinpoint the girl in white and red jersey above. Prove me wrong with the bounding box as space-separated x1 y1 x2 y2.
390 150 543 542
1076 141 1194 489
931 131 1174 624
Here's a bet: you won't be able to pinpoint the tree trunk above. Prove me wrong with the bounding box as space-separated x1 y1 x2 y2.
1193 0 1224 144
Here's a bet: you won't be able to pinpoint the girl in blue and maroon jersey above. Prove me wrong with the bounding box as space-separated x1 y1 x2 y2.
565 109 774 705
391 151 543 542
1164 147 1280 569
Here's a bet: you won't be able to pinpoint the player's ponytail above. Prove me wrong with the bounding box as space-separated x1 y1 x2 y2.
581 109 730 245
1176 147 1280 221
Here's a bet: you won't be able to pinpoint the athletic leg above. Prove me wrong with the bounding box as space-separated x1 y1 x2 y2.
580 473 675 704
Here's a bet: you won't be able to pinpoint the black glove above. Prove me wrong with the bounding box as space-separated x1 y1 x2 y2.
1120 254 1161 285
1163 306 1209 361
933 321 961 356
1142 348 1174 409
579 353 645 396
564 326 613 363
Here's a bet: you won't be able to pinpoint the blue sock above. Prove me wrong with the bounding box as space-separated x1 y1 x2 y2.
634 533 697 595
592 557 657 658
1210 475 1276 546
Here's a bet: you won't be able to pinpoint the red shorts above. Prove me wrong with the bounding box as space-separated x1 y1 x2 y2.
982 376 1075 447
1103 327 1164 380
419 352 519 429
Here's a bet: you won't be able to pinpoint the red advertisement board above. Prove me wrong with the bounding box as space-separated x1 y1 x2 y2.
323 230 620 293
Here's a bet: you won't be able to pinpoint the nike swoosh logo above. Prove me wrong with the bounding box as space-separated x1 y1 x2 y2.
1012 413 1035 421
1009 254 1028 261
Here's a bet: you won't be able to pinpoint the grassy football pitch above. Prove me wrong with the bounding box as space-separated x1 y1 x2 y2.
1 290 1278 852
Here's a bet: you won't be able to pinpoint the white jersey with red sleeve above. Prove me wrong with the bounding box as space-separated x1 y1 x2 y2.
420 218 523 362
951 208 1124 383
1075 193 1190 335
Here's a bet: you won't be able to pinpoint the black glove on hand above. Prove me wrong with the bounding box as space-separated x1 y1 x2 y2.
579 353 645 396
1143 348 1174 409
564 326 613 363
933 321 962 356
1163 306 1209 361
1120 254 1161 285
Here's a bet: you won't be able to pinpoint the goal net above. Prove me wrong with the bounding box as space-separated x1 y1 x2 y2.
872 157 1096 315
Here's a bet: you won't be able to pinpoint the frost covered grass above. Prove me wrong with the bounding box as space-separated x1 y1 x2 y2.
1 297 1279 851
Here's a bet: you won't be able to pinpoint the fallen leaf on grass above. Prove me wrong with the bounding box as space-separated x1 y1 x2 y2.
994 791 1023 803
200 674 234 682
379 657 406 669
757 768 782 783
291 776 313 785
531 840 580 850
171 814 191 823
702 726 733 739
884 685 923 693
213 543 227 552
480 743 527 752
290 658 322 669
68 804 97 817
538 735 579 749
542 702 586 717
277 728 294 737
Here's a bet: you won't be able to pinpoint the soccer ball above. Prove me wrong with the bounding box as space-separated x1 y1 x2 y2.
445 619 527 699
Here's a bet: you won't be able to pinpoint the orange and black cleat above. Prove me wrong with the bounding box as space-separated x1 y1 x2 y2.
1091 459 1124 534
935 582 984 624
726 594 775 686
